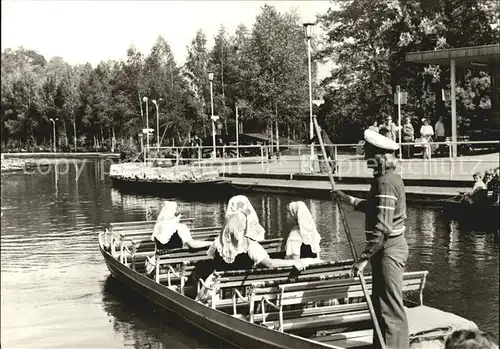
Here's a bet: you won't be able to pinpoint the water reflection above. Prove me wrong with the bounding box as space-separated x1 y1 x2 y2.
55 161 59 197
101 277 222 349
448 221 461 269
1 160 498 348
109 189 225 228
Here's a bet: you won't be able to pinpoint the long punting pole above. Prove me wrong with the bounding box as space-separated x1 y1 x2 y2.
311 116 387 349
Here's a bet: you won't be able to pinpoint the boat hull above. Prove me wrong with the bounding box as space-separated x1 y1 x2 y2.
99 238 339 349
441 195 499 230
110 176 234 200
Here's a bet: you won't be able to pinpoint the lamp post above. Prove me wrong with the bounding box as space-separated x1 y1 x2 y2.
208 72 216 160
304 22 315 171
235 102 240 160
152 98 163 151
143 96 149 160
49 118 58 153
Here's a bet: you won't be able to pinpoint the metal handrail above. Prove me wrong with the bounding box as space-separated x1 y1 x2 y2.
117 139 500 181
146 139 499 151
142 141 499 165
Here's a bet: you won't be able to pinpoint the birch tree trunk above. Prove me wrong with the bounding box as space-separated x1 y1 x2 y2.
139 93 144 121
63 121 69 146
100 125 104 147
275 103 279 153
111 127 116 153
73 117 77 151
269 122 273 156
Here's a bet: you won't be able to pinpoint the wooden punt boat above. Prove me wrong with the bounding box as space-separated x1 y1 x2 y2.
99 232 345 349
0 160 49 174
99 222 479 349
110 175 233 199
440 192 499 229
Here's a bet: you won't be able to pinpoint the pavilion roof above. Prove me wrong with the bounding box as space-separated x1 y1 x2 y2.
405 44 499 69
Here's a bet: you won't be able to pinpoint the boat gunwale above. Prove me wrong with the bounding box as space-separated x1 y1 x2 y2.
110 175 229 185
98 232 344 349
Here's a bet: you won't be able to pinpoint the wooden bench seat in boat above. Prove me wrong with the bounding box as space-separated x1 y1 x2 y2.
123 234 220 272
109 224 222 263
154 238 285 287
110 224 219 244
244 271 428 333
206 261 355 311
107 217 196 231
126 228 220 250
121 231 224 272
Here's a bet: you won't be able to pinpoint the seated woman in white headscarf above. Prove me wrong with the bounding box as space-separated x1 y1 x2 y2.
151 201 213 250
194 212 322 301
284 201 322 259
208 211 320 272
225 195 266 241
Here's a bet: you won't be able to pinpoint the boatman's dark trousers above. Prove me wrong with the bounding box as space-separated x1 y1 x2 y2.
370 234 409 349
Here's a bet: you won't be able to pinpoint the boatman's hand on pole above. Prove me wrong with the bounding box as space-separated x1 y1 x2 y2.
332 190 352 204
351 258 369 277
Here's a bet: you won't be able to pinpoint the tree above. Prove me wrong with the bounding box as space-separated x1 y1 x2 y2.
60 66 82 150
317 0 500 142
246 5 310 141
184 29 211 138
1 48 46 148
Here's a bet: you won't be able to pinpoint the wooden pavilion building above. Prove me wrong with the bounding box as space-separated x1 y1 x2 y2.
406 44 499 157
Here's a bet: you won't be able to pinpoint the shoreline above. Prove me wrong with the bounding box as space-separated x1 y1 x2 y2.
1 152 120 160
222 172 472 188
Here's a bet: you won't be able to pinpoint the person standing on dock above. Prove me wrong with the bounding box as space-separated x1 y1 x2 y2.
368 120 379 133
434 116 446 155
420 118 434 159
379 115 400 142
401 117 415 159
334 129 409 349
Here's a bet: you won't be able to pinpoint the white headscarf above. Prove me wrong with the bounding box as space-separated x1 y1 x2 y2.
209 212 250 264
151 201 182 244
226 195 265 241
287 201 321 254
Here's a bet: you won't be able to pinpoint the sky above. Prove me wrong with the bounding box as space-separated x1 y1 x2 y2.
1 0 332 78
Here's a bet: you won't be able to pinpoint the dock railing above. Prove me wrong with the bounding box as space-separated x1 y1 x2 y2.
142 140 499 181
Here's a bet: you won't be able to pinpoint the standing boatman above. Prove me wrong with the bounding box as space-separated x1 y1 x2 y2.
335 129 409 349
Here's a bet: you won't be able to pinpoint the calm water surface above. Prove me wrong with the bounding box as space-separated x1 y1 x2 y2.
1 160 498 348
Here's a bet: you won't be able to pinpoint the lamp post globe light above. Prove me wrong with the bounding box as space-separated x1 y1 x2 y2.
49 118 58 153
303 21 315 172
208 72 216 160
143 96 149 161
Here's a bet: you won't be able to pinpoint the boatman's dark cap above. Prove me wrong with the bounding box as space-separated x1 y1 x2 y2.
364 129 399 154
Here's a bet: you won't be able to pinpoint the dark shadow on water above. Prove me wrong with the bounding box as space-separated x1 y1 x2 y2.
111 181 236 203
444 212 499 234
101 276 235 349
